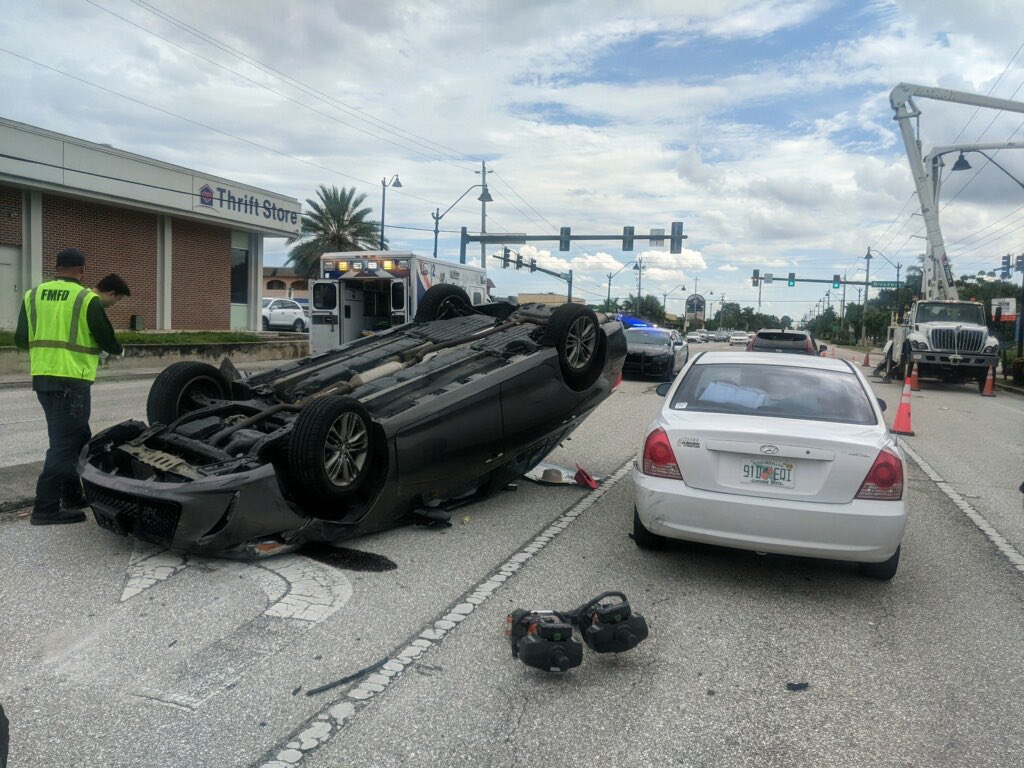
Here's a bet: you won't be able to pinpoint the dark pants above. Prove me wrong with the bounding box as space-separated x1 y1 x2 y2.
34 385 92 515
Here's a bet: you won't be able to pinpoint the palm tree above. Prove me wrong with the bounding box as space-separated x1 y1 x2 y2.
286 185 383 278
597 298 622 313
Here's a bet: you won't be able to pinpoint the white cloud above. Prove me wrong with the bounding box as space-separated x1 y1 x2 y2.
718 264 739 271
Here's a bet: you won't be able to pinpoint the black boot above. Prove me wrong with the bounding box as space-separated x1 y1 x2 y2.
30 508 87 525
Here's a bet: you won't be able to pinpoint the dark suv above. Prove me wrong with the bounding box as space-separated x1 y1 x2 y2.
746 329 826 356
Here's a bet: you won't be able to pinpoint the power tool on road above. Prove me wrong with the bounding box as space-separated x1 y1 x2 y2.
505 592 649 673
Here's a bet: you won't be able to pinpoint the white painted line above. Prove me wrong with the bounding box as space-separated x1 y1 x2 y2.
255 458 636 767
902 443 1024 573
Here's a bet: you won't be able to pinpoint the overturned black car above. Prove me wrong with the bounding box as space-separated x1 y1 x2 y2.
82 286 626 558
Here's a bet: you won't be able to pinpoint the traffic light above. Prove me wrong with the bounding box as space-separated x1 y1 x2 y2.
1016 254 1024 272
515 252 523 270
833 274 841 289
1002 254 1012 279
559 227 571 252
502 246 510 268
669 221 686 254
530 258 537 273
752 268 760 287
788 272 796 287
622 226 634 252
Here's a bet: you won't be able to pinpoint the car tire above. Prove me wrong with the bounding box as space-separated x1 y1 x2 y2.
858 545 900 580
292 318 305 333
146 361 229 425
632 507 666 550
414 284 474 321
542 304 605 390
287 396 376 505
262 316 270 330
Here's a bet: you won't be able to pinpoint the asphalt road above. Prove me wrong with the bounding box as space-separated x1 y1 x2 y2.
1 345 1022 767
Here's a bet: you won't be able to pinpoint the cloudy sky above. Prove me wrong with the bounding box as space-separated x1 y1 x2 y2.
3 0 1024 320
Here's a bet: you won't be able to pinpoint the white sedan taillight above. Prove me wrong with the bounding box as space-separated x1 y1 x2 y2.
855 447 903 500
642 428 683 480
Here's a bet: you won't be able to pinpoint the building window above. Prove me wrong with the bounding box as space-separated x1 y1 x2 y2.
291 280 308 291
231 247 249 303
267 279 287 290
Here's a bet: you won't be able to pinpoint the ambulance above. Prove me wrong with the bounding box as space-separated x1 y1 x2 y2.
310 251 489 353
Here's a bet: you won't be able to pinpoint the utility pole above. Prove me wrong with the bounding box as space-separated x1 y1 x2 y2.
862 249 872 345
840 274 847 337
479 162 487 267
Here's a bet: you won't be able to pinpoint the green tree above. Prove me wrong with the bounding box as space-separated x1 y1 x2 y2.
622 294 666 322
597 298 621 313
286 185 382 278
780 315 792 330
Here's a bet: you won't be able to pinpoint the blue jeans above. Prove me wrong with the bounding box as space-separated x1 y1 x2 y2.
34 385 92 515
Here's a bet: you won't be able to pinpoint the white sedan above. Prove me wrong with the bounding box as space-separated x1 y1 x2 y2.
632 351 907 579
728 331 749 346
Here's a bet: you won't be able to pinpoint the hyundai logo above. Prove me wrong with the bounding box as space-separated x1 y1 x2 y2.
759 445 779 455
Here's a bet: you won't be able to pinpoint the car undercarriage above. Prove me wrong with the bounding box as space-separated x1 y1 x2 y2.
83 288 626 558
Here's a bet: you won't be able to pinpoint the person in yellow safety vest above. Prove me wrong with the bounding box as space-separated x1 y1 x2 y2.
13 248 129 525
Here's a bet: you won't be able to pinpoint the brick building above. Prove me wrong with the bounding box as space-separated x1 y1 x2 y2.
0 117 300 331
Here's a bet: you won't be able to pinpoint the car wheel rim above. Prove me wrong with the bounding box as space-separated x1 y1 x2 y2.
324 412 369 487
565 316 597 371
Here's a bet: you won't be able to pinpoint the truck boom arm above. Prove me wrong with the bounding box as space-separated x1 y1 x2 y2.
889 83 1024 301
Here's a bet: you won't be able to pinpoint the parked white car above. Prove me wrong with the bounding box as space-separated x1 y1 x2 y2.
728 331 749 346
262 298 308 332
685 332 702 344
633 351 907 579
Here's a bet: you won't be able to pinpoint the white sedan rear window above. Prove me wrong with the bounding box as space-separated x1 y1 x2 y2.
671 363 877 425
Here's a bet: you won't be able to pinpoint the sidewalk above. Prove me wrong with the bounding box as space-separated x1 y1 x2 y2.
0 358 295 391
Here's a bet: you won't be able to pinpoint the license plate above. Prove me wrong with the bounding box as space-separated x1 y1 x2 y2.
740 459 795 489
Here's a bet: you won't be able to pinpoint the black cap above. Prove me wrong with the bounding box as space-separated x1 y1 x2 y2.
56 247 86 268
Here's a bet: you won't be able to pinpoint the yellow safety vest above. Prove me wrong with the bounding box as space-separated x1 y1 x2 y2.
24 280 101 382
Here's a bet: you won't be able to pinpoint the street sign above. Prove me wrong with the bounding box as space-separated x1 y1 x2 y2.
763 273 774 283
871 280 899 288
685 293 705 321
649 228 665 247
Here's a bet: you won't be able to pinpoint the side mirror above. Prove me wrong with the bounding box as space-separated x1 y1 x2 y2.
819 344 827 353
655 382 672 397
877 398 887 412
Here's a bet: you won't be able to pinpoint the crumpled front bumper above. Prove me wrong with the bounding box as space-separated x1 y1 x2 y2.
81 460 313 559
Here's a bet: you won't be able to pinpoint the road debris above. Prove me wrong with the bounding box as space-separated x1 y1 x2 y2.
525 462 605 487
306 658 389 697
786 682 810 692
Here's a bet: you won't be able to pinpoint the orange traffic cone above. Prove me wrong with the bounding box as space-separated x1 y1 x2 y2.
891 381 915 436
908 360 920 392
981 365 996 397
862 350 872 368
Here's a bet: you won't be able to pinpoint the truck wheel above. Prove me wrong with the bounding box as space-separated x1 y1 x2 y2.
146 361 228 425
414 285 474 321
287 396 377 505
542 304 605 390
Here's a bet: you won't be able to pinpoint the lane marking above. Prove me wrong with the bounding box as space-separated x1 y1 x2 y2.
116 540 353 710
901 443 1024 573
254 459 636 768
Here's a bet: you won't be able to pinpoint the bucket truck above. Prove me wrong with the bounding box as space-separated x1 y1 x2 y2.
881 83 1023 389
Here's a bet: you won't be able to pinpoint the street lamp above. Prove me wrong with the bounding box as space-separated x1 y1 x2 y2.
380 174 402 250
867 247 903 321
633 258 645 303
606 261 635 306
950 150 1024 191
430 182 493 259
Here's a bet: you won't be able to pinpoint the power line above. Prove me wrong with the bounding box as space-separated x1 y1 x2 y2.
124 0 483 170
83 0 481 174
0 47 487 222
